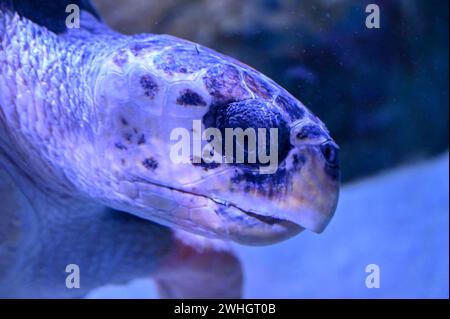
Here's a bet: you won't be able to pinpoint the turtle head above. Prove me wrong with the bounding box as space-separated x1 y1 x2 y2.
85 36 339 245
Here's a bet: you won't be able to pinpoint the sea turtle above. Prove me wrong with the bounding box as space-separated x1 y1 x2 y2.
0 0 340 298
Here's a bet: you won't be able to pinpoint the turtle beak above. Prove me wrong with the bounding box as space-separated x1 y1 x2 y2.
269 142 340 233
161 140 340 245
206 143 339 245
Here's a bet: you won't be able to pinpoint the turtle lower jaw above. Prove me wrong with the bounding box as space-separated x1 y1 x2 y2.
127 175 305 245
213 202 305 245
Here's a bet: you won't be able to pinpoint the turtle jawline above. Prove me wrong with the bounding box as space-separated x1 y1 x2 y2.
132 175 294 227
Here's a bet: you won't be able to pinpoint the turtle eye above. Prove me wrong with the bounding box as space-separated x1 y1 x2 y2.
320 141 340 167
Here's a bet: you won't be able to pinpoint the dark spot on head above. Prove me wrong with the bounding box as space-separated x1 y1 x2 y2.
137 134 146 145
113 50 129 67
292 154 306 171
275 94 305 120
231 167 289 199
129 37 177 56
121 118 129 126
232 167 287 185
243 71 277 100
121 159 127 166
140 75 159 98
143 157 158 170
124 132 133 142
130 42 151 56
192 158 221 171
296 125 325 140
176 89 207 106
202 102 225 130
154 46 219 75
115 143 128 151
203 64 251 102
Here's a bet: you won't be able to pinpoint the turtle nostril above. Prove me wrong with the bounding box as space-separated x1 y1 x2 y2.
320 141 339 167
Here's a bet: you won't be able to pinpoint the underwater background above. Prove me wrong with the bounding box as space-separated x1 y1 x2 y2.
88 0 449 298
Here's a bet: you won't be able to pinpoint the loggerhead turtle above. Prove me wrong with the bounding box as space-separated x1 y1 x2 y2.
0 0 340 298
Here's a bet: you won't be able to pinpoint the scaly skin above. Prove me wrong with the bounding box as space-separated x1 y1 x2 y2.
0 5 339 297
0 10 243 298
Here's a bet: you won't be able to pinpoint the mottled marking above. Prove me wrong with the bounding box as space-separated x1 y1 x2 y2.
275 94 305 120
124 132 133 142
140 75 159 98
202 102 223 130
243 71 277 100
129 37 177 56
192 159 221 171
143 157 158 170
231 167 289 199
154 46 220 75
137 134 146 145
203 65 251 102
115 143 128 151
296 125 325 140
120 118 129 126
292 154 306 171
113 49 129 67
176 89 207 106
130 42 150 56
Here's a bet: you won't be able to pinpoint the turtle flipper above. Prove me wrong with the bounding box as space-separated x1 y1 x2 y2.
154 230 243 299
0 162 170 297
0 165 241 298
